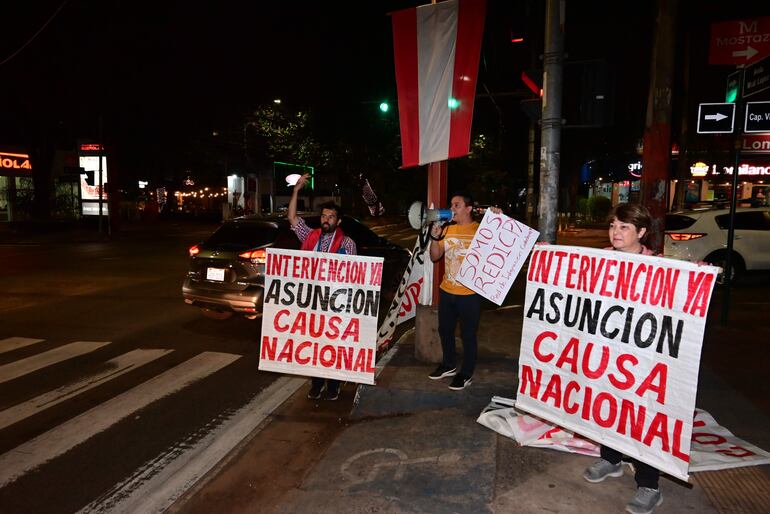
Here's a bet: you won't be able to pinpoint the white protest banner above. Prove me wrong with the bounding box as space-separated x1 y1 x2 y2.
477 403 770 473
457 209 539 305
516 245 719 481
376 228 428 351
259 248 384 385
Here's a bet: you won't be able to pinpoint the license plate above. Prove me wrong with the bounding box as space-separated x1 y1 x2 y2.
206 268 226 281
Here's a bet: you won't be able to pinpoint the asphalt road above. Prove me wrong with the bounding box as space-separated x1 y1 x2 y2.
0 221 287 513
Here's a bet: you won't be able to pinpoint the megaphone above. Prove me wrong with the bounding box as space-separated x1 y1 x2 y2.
407 201 452 230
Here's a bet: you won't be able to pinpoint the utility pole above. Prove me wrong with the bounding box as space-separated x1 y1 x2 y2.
538 0 564 243
640 0 679 253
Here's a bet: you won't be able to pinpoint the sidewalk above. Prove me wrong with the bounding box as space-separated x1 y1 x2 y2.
176 298 770 513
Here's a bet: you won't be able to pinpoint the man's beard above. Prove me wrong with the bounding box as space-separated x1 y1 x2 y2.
321 223 335 234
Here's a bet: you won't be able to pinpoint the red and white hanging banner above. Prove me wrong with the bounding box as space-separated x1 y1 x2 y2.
391 0 486 168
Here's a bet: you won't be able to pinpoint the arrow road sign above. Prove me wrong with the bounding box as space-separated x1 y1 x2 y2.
745 102 770 134
710 17 770 65
697 103 736 134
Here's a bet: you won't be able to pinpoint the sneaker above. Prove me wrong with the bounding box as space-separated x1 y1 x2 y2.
324 384 340 401
448 374 472 390
625 487 663 514
428 365 457 380
583 459 623 483
307 384 324 400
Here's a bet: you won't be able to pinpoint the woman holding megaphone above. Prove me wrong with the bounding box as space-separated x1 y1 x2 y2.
427 195 502 391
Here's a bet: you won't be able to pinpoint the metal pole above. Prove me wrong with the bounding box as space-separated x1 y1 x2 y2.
720 100 742 324
526 123 536 226
538 0 564 243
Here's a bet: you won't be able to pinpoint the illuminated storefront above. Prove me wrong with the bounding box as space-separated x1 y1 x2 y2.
682 160 770 207
0 149 34 222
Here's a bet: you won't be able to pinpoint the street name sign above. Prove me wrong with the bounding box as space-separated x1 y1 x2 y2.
745 102 770 134
743 55 770 98
697 103 736 134
710 17 770 65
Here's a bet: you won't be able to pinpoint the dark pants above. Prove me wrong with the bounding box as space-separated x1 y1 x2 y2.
601 445 660 489
311 377 339 393
438 289 482 377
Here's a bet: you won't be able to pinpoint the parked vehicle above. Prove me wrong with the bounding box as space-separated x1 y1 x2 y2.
664 207 770 283
182 214 411 320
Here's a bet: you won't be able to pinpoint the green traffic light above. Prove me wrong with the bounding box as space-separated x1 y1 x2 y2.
379 102 390 113
448 97 460 109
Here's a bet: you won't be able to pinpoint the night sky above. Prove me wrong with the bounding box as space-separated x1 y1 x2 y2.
1 1 767 191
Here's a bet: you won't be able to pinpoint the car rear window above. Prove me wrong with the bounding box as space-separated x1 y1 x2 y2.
666 214 697 231
206 223 278 248
715 211 770 230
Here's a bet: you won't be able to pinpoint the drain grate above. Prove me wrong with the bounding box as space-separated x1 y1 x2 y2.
693 466 770 514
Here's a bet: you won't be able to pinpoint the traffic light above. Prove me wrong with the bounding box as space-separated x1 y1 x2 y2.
725 70 742 103
448 97 460 109
379 102 390 113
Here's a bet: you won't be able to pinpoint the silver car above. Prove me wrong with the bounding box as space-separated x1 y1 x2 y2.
182 214 410 320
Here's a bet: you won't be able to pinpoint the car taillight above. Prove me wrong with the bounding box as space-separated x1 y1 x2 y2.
239 248 267 264
189 245 200 257
666 233 706 241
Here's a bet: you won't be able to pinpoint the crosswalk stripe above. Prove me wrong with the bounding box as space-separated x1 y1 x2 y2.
0 337 45 355
0 341 111 384
0 348 173 431
0 351 239 487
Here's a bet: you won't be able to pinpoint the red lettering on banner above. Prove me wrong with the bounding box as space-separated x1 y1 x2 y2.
716 447 755 458
527 250 539 281
672 419 689 462
277 339 294 362
551 251 568 285
684 271 714 317
608 354 638 390
599 259 618 297
555 337 579 372
588 257 606 294
341 318 361 342
566 253 579 288
581 343 610 379
519 365 542 398
534 250 555 284
295 341 312 364
261 335 277 360
274 311 360 342
541 374 563 407
564 381 580 413
643 412 670 452
577 256 590 291
618 399 646 440
615 261 632 300
370 262 383 285
534 331 557 362
593 392 617 428
635 363 668 404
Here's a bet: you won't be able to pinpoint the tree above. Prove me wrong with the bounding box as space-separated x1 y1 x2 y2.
243 104 330 173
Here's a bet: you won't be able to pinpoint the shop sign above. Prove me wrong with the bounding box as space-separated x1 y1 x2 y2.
627 160 642 178
690 161 770 177
742 134 770 153
0 151 32 171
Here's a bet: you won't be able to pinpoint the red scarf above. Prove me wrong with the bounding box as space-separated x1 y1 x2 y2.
301 227 346 253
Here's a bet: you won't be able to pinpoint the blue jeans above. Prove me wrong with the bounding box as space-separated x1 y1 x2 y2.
438 289 482 377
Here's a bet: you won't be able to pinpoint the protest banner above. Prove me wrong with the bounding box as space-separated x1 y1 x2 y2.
477 403 770 473
457 209 539 305
376 227 429 352
515 245 719 481
259 248 384 385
